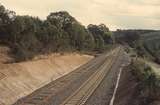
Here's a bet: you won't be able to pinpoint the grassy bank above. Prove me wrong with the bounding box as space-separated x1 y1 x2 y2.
130 59 160 104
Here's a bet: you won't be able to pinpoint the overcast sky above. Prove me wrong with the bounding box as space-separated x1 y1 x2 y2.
1 0 160 30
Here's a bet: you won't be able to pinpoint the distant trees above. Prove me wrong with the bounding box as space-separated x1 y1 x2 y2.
115 30 140 47
0 4 113 61
47 11 95 51
115 30 160 65
88 24 114 51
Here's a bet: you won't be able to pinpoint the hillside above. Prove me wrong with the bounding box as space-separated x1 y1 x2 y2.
113 31 160 105
0 4 114 62
0 51 93 105
141 31 160 62
0 4 115 105
114 30 160 64
114 62 160 105
0 3 160 105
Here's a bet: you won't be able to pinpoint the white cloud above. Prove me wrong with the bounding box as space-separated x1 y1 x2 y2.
1 0 160 30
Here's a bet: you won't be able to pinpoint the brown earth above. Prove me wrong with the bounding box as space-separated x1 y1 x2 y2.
0 46 93 105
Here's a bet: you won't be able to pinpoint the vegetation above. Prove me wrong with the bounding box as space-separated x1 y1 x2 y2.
114 30 141 47
1 4 159 63
114 29 160 104
131 60 160 104
87 24 114 51
0 4 113 61
114 30 160 64
142 32 160 64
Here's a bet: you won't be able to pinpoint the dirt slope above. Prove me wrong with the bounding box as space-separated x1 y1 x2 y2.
0 53 93 105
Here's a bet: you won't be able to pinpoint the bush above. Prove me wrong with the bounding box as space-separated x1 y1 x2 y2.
131 59 160 102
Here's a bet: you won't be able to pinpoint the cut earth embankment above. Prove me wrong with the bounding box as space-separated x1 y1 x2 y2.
0 53 93 105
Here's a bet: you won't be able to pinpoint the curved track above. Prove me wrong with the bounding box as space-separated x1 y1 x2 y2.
60 48 121 105
13 47 126 105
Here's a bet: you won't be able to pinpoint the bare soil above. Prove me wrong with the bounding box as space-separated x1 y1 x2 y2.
0 48 93 105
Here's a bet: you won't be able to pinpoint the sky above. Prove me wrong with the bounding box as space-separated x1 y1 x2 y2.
1 0 160 30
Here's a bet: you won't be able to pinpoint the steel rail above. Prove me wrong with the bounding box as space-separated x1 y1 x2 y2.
60 47 121 105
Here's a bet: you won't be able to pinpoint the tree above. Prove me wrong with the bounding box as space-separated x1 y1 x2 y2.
0 5 112 61
114 30 140 46
0 4 15 42
87 24 113 51
47 11 95 51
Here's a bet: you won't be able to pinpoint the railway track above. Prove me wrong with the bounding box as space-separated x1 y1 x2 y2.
13 47 122 105
60 47 121 105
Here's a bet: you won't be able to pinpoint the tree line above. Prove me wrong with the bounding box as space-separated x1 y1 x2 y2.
114 29 160 64
0 4 114 61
